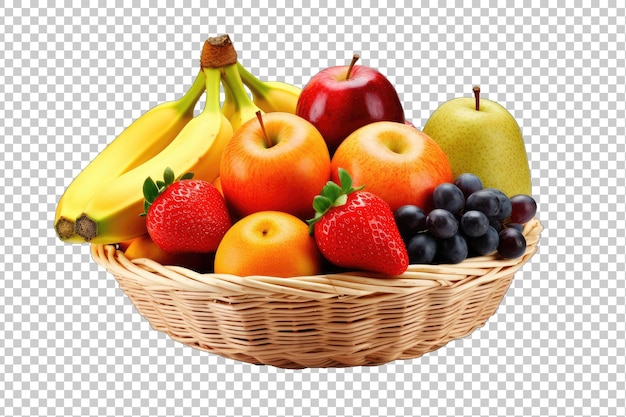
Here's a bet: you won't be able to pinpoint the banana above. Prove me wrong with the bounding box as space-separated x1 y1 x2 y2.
74 66 233 244
220 77 237 120
219 62 263 131
236 61 301 114
54 70 206 243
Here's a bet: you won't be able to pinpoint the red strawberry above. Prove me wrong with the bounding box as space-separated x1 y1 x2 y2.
307 168 409 275
142 167 231 253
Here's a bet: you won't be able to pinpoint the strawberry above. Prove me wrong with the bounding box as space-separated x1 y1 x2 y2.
141 167 231 253
307 168 409 275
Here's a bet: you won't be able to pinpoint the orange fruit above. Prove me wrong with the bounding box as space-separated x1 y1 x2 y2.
124 234 213 272
214 211 323 277
117 237 138 252
125 234 180 263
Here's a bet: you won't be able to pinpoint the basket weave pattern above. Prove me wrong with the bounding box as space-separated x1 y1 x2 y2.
92 218 542 369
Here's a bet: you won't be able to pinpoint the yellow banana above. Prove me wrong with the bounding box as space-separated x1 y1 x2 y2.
54 70 206 243
74 66 233 244
219 62 263 131
236 61 301 114
220 77 237 120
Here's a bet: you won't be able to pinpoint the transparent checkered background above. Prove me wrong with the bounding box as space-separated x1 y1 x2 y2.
1 2 624 416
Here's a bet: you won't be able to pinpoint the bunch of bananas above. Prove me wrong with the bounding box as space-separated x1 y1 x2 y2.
55 35 301 245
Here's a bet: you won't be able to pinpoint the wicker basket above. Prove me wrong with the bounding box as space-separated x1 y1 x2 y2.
91 217 542 369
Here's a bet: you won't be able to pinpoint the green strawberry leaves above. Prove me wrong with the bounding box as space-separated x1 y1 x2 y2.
307 168 364 233
141 167 194 216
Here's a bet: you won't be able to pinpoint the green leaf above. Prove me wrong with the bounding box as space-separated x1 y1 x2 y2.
139 200 150 217
142 177 159 204
337 167 352 192
333 194 348 207
163 167 175 185
321 181 343 202
179 172 194 181
337 167 365 193
306 212 323 234
306 212 322 225
307 168 364 232
141 177 160 216
140 168 195 216
312 195 332 214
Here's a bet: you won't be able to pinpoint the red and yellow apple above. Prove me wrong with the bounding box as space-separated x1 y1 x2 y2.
296 55 405 153
220 112 331 219
330 121 453 212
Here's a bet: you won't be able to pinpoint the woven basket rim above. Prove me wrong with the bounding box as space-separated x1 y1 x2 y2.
91 218 542 298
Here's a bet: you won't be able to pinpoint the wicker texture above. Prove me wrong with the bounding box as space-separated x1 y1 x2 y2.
92 218 542 369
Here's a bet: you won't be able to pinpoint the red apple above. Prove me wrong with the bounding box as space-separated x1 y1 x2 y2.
296 55 406 153
220 112 331 219
331 121 453 213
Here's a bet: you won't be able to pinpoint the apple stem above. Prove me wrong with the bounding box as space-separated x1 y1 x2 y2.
256 111 273 148
346 54 360 80
473 85 480 111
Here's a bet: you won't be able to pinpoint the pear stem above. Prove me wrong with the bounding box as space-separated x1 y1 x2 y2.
256 111 273 148
473 85 480 111
346 54 360 80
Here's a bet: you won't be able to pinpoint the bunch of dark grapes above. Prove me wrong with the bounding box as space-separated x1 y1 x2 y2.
394 173 537 264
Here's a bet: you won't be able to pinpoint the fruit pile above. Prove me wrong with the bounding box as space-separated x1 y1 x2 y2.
55 35 538 278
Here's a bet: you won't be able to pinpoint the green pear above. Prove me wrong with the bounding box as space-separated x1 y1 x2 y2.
422 86 532 197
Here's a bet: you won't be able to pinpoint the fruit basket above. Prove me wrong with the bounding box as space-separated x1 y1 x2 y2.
91 217 542 369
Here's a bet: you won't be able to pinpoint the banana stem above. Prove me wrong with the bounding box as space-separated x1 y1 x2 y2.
221 64 257 111
55 217 77 241
202 67 222 115
222 80 236 106
236 61 269 96
200 35 238 68
178 69 207 111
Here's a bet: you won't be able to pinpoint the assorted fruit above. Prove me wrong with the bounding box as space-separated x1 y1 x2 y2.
55 34 538 277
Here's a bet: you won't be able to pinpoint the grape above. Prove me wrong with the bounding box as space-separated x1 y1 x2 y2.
460 210 490 237
406 233 437 264
397 174 536 265
468 225 499 255
489 217 503 233
506 223 524 233
437 233 468 264
498 228 527 258
485 188 512 220
394 205 427 239
510 194 537 224
454 173 483 198
432 183 465 215
426 209 458 239
465 189 501 218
